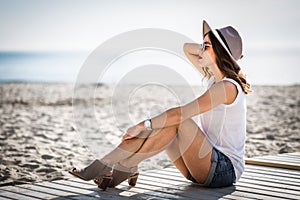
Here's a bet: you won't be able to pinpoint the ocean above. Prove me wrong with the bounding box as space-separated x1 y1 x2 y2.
0 47 299 85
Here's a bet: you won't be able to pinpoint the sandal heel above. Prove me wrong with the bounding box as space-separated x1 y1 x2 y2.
98 176 113 191
128 173 139 186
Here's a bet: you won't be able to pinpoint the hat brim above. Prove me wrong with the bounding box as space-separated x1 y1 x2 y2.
202 20 240 69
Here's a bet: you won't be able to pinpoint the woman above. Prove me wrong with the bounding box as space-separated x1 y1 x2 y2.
69 20 251 190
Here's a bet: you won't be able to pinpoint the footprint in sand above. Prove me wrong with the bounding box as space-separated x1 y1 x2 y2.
21 164 40 169
41 154 54 160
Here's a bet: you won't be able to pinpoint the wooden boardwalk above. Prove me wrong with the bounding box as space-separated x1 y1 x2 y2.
1 152 300 200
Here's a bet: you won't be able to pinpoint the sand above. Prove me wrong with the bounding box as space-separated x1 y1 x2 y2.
0 83 299 186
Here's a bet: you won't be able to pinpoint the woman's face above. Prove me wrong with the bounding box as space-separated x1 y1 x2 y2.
198 35 216 69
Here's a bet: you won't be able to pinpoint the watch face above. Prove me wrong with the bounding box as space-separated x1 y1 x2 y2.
145 120 151 127
144 120 151 130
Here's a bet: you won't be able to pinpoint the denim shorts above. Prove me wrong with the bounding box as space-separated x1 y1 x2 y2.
187 147 236 188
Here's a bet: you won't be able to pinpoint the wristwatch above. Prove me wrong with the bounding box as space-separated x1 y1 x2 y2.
144 119 152 131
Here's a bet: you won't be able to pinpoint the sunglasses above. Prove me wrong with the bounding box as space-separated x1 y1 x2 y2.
200 42 212 52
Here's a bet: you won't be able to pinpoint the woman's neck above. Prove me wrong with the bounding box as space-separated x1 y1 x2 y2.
212 67 225 82
207 63 225 83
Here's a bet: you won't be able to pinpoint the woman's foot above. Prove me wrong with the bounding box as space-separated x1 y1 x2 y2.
69 159 112 181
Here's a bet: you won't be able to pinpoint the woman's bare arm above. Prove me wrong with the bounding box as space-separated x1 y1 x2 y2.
123 81 237 140
183 43 206 76
137 81 237 129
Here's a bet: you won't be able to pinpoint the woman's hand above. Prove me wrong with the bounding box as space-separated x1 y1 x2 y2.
122 123 145 141
183 43 206 77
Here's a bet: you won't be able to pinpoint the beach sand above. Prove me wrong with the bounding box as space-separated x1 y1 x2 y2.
0 83 299 186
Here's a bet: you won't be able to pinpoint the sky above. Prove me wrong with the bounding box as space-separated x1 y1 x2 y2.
0 0 299 85
0 0 299 52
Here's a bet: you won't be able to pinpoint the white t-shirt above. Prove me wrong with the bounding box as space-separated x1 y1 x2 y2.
200 76 247 182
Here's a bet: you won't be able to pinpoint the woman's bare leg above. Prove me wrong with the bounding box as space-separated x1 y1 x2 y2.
100 131 152 165
116 125 179 167
103 119 213 183
176 119 213 183
165 137 190 178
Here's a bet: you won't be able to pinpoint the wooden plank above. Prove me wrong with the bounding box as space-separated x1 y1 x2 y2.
249 155 300 163
34 180 129 200
124 173 227 200
246 156 299 166
159 167 300 193
166 162 296 173
167 164 299 179
235 181 300 198
151 169 299 199
136 174 235 199
244 169 300 183
245 167 300 179
16 181 92 200
0 193 19 200
159 166 299 198
58 178 180 200
245 158 300 170
116 184 193 199
160 165 300 199
241 174 300 189
245 152 300 170
0 173 297 200
114 167 245 200
245 164 300 176
60 175 232 199
60 177 196 200
243 169 300 185
232 185 297 200
222 197 256 200
14 184 69 200
166 164 300 178
146 170 269 199
34 182 97 200
1 152 300 200
62 179 143 199
243 173 300 187
0 187 42 200
161 166 300 185
137 173 263 200
238 177 300 193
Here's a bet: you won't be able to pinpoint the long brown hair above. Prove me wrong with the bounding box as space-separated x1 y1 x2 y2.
205 31 252 94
